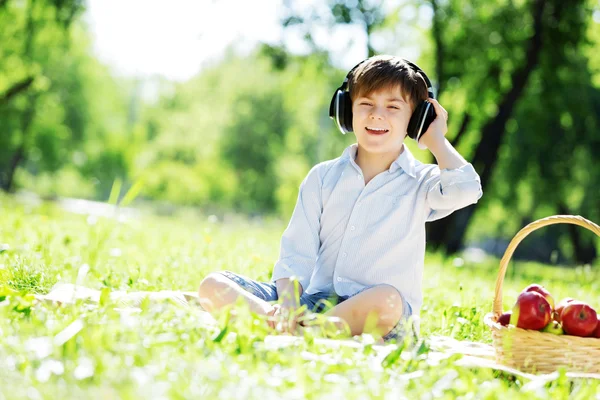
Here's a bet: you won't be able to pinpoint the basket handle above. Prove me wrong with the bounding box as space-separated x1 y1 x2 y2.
493 215 600 317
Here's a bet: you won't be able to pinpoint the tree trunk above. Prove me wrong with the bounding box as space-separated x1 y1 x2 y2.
0 0 38 192
3 145 25 192
426 0 547 253
2 95 37 192
450 112 471 149
558 203 598 265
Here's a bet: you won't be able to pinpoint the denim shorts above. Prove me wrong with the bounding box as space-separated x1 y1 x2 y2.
217 270 414 343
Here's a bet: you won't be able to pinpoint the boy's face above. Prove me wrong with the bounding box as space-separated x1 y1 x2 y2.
351 85 413 157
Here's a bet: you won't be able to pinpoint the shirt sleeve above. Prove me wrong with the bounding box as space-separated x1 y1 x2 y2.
424 163 483 222
271 164 323 292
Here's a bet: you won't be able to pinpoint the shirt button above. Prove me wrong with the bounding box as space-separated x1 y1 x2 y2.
337 277 342 282
350 226 355 231
357 175 361 180
342 252 347 257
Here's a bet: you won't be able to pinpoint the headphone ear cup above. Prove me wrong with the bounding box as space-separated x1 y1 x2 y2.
419 102 437 141
407 101 437 140
329 89 340 120
341 92 353 133
407 102 426 139
329 89 354 134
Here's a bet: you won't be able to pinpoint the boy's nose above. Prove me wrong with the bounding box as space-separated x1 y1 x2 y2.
369 107 385 119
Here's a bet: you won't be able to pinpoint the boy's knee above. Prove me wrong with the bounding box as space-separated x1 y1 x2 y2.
374 284 404 324
198 272 232 309
198 272 228 295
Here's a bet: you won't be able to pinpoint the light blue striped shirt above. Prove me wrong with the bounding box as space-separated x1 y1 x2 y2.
272 143 482 315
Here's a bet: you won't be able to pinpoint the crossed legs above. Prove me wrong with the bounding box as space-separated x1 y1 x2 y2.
197 273 405 339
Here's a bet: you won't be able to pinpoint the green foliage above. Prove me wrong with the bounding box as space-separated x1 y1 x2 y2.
414 0 600 260
142 159 237 207
0 0 131 199
1 0 79 182
133 49 348 217
221 90 288 212
15 167 96 199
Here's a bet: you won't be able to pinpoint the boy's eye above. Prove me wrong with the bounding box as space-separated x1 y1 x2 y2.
360 102 372 106
389 106 400 110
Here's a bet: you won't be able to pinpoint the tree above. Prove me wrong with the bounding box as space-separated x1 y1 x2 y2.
0 0 85 192
426 0 598 264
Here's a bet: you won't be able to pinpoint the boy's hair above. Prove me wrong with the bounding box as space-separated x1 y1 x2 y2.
348 55 429 112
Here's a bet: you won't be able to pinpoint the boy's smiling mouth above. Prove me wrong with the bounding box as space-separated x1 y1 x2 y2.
365 126 389 135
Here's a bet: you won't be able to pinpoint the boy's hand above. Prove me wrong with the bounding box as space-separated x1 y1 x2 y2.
274 278 304 333
266 304 280 329
417 98 448 150
269 302 303 333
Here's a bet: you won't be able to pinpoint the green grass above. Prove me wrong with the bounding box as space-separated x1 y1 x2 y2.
1 194 599 399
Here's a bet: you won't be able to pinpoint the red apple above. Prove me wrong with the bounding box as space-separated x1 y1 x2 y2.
542 320 564 335
497 311 512 327
511 291 552 330
554 297 575 322
593 320 600 338
523 284 555 310
561 301 598 337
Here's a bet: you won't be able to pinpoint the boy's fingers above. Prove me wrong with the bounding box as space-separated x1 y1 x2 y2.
428 99 448 121
272 308 299 333
266 308 278 329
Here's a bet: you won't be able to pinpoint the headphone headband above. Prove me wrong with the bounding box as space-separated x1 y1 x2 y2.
339 57 435 99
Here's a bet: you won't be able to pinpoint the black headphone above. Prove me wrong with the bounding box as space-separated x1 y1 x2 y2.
328 57 436 143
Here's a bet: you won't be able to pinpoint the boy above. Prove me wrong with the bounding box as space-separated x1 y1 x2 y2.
198 55 482 342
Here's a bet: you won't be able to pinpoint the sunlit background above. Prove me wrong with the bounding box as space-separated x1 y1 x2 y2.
1 0 599 264
86 0 422 81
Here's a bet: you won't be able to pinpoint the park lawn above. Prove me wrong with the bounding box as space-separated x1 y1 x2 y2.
1 194 599 399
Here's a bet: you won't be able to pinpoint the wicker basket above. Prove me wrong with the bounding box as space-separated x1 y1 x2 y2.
484 215 600 374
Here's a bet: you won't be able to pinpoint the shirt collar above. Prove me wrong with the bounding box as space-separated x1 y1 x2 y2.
342 143 416 178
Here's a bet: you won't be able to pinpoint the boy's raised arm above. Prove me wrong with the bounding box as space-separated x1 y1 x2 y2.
419 99 483 221
272 164 323 303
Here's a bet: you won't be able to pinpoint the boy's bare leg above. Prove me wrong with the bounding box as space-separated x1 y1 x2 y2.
325 285 404 338
198 272 275 318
